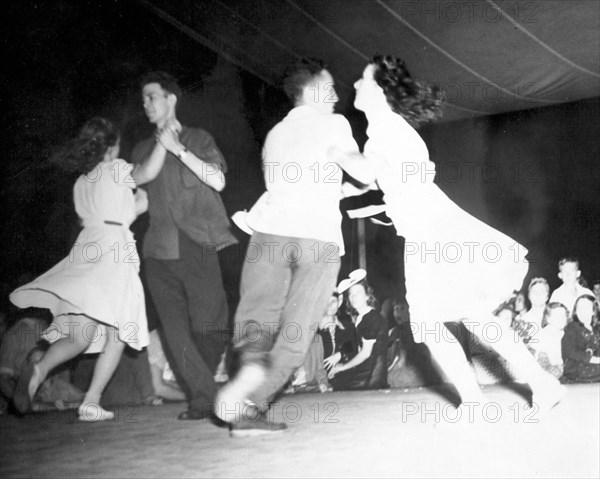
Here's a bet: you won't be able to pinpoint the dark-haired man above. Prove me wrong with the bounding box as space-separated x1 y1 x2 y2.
132 71 237 420
215 59 361 436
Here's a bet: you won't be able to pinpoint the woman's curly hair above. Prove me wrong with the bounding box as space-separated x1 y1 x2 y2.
343 279 380 320
50 117 119 175
371 55 443 128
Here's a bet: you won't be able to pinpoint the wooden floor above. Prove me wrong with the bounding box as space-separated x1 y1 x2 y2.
1 383 598 478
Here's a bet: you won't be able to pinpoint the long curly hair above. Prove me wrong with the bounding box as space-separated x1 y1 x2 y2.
50 117 119 175
371 55 443 128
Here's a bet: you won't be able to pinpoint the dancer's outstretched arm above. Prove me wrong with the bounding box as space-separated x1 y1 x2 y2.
341 181 376 197
329 146 381 186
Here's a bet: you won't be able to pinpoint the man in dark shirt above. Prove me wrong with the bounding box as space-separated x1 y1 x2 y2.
132 71 237 420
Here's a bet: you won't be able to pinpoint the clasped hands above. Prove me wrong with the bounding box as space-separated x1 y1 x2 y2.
155 118 182 153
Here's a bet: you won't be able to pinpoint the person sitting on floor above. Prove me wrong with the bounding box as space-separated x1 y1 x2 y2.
0 309 83 413
289 294 345 393
550 257 594 317
529 302 569 379
561 294 600 383
325 270 389 390
520 278 550 329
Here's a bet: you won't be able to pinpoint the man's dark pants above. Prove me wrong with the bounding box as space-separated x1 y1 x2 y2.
144 233 227 412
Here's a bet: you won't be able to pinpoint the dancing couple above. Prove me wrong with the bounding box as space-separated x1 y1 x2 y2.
217 55 566 436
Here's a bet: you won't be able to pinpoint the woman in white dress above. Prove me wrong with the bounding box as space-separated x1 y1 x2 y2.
10 117 173 421
332 56 566 414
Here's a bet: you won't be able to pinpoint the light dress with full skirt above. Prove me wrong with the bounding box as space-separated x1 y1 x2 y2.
10 159 149 353
364 109 528 343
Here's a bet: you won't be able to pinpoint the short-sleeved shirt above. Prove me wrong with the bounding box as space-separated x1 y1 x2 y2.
356 309 389 368
561 320 600 381
246 105 359 253
549 284 594 316
131 126 237 259
75 159 137 227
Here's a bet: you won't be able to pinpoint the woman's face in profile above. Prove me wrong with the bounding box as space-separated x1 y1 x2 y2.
515 293 527 312
348 283 368 310
325 295 340 316
353 64 381 112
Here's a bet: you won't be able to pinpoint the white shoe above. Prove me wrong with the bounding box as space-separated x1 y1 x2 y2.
214 364 266 423
78 402 115 422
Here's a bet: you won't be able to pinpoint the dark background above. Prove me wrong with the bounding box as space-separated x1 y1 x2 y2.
2 1 599 314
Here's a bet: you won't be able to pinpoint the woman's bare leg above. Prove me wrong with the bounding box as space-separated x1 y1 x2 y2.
79 326 126 421
14 315 97 412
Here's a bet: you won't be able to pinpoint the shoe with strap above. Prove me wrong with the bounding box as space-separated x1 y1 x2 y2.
78 402 115 422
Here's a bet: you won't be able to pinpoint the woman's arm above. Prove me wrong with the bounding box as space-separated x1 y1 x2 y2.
131 142 168 186
329 147 384 186
323 352 342 370
176 149 226 192
341 181 378 198
133 188 148 217
329 339 375 377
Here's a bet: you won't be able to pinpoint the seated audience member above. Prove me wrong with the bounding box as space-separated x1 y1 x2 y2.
387 297 411 370
380 296 398 333
319 293 357 368
550 257 594 316
0 309 83 412
147 329 186 401
592 279 600 308
561 294 600 383
529 302 569 379
503 294 534 345
292 294 345 393
387 297 410 339
24 345 84 410
520 278 551 328
291 292 358 394
326 270 389 390
514 291 528 318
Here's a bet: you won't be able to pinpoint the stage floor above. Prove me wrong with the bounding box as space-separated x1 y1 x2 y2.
1 383 598 478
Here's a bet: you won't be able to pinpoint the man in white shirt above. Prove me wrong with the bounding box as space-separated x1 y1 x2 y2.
215 58 360 436
549 257 594 316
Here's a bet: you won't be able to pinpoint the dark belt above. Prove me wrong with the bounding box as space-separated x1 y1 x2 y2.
103 220 123 226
